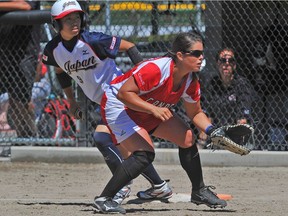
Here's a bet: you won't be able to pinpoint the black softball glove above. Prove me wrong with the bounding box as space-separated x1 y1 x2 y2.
209 124 254 156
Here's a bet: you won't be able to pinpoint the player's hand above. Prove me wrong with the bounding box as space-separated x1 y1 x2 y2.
72 107 85 120
199 130 208 141
68 99 84 120
151 107 173 121
197 130 209 148
237 118 247 124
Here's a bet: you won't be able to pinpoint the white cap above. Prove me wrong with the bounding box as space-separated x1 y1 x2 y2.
51 0 83 20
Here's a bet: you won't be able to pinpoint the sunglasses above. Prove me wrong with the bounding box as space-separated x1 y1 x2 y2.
218 58 236 64
182 50 204 58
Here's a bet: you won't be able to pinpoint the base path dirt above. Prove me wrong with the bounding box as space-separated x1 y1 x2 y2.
0 162 287 216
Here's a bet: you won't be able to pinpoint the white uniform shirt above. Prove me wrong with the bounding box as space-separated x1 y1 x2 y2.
42 30 123 104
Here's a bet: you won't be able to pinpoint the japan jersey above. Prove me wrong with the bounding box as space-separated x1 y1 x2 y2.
102 57 201 143
42 30 123 104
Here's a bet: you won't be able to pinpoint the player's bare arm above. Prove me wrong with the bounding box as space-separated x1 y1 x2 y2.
0 0 31 11
183 100 212 131
54 67 81 119
117 76 172 121
118 40 135 52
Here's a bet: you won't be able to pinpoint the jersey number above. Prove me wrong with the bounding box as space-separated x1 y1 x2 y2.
76 76 84 83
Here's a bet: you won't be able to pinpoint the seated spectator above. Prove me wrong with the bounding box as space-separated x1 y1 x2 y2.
249 18 288 150
0 0 40 138
0 93 10 131
30 60 51 121
198 48 258 148
0 61 51 133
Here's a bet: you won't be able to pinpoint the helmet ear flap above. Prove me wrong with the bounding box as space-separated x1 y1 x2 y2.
51 18 61 33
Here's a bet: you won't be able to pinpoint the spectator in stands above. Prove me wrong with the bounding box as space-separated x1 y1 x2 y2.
0 57 51 131
30 57 51 121
0 93 10 131
0 1 40 137
198 48 258 147
250 18 288 149
250 17 288 94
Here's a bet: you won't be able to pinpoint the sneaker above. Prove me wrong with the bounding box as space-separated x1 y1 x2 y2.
94 196 126 214
113 185 131 204
136 180 173 200
191 186 227 208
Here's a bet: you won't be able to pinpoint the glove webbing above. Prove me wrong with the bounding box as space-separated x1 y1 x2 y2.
211 135 251 156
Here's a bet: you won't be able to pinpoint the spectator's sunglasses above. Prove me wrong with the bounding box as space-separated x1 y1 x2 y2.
219 57 236 64
182 50 204 58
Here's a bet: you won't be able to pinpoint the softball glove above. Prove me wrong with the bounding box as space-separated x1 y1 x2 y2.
209 124 254 156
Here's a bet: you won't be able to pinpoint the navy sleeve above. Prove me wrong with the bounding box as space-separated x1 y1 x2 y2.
42 40 59 67
81 30 121 60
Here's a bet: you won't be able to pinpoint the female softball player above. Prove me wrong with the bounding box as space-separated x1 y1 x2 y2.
96 31 227 214
42 0 172 205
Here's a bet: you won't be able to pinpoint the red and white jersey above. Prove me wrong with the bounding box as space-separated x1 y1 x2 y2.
102 57 201 143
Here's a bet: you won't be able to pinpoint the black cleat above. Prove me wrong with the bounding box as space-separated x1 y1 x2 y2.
94 196 126 214
191 186 227 208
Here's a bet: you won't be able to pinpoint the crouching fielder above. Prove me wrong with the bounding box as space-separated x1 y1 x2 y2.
95 31 227 214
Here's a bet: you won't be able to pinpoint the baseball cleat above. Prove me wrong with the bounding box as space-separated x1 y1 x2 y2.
94 196 126 214
136 180 173 200
191 186 227 208
113 184 131 204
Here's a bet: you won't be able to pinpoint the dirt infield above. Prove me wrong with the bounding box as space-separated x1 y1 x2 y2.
0 161 287 216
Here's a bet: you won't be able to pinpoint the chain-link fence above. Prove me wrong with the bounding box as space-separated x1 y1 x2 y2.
0 1 287 152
